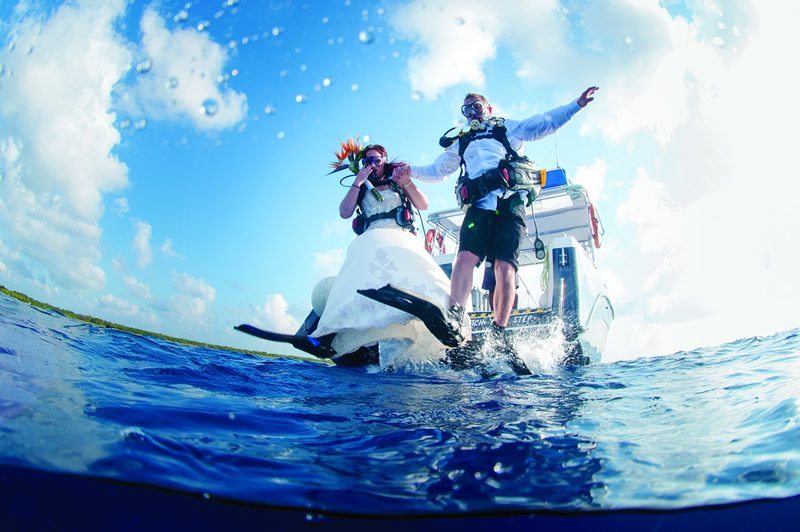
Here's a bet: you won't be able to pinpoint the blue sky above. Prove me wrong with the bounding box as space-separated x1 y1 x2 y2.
1 0 798 362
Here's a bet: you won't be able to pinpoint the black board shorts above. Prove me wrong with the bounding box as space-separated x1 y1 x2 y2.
459 195 527 270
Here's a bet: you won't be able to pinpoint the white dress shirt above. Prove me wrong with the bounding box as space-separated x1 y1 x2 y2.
410 100 582 210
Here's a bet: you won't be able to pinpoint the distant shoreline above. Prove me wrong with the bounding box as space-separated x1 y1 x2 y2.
0 285 324 364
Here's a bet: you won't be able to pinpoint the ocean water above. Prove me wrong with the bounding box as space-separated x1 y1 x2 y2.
1 292 799 521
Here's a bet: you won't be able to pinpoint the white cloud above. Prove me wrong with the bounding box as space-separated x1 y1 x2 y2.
119 7 247 131
320 217 350 239
0 0 130 292
114 197 129 216
133 220 153 268
573 159 608 202
254 293 300 333
160 238 181 259
99 293 139 316
604 4 800 359
123 275 155 301
170 272 216 320
313 248 345 278
391 0 500 99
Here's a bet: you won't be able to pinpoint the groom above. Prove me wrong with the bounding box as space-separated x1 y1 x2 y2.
395 86 598 355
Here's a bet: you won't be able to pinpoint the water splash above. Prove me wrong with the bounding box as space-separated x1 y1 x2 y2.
358 30 374 44
200 98 218 116
263 104 277 115
135 58 153 74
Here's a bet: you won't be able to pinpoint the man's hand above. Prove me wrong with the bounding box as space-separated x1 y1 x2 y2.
577 86 599 108
393 163 412 186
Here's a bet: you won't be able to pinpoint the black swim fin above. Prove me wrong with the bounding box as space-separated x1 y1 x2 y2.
234 324 337 359
356 284 465 347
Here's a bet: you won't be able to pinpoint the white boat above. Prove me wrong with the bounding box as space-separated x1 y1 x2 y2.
423 168 614 364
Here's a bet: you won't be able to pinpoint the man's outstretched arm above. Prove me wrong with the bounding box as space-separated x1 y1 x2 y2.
512 85 599 142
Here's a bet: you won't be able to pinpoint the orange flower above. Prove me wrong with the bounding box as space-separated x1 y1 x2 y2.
328 137 363 175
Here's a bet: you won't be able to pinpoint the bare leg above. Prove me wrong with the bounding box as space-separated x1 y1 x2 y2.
492 259 516 327
450 250 480 307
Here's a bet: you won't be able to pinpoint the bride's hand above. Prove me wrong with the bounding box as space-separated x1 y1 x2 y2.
354 165 372 186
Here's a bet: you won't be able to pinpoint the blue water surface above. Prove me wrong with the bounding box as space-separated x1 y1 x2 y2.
1 292 799 516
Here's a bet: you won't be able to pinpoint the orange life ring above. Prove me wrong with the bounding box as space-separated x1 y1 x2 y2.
589 203 601 248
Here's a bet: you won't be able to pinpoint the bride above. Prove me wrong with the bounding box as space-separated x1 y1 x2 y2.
312 144 470 369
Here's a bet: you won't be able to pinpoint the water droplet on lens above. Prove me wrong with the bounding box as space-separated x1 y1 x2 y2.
0 64 4 76
197 20 210 31
164 77 178 89
174 10 188 22
201 98 219 115
295 93 307 103
321 16 329 24
224 0 239 6
300 64 307 72
455 16 465 25
277 131 285 139
279 69 288 78
263 104 277 115
322 77 332 87
713 36 726 48
358 30 373 44
362 135 370 143
228 412 236 420
272 26 283 36
351 83 359 91
118 118 131 129
136 58 153 73
133 118 147 130
377 7 385 15
203 492 211 500
624 36 632 45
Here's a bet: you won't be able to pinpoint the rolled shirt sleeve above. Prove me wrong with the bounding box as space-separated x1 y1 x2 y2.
507 100 582 143
409 147 461 182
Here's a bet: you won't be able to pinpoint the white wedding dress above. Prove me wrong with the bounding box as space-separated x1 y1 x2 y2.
312 188 469 369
